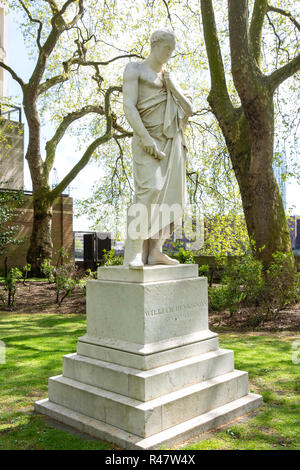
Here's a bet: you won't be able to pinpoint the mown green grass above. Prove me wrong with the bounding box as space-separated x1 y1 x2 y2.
0 313 299 450
182 333 300 450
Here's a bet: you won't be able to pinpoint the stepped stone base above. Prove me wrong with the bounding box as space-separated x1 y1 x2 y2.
35 265 262 449
36 393 262 450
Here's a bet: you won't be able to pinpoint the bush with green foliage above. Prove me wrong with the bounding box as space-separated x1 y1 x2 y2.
40 258 56 283
41 247 84 306
173 247 195 264
55 263 79 306
208 250 299 315
2 267 23 307
102 248 123 266
198 264 209 278
21 263 31 285
264 251 300 312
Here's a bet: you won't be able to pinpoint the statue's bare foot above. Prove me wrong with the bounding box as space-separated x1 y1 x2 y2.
129 253 144 270
147 250 179 266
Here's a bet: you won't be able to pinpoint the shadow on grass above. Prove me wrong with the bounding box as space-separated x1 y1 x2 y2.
0 411 116 450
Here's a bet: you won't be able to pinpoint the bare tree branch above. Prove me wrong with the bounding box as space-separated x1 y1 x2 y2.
48 86 123 199
30 0 84 90
249 0 268 66
19 0 43 50
38 53 142 95
51 0 83 26
44 0 59 15
161 0 175 30
44 105 105 174
71 53 144 68
49 127 111 201
200 0 233 119
0 61 24 88
267 5 300 31
268 53 300 91
38 72 69 95
228 0 262 104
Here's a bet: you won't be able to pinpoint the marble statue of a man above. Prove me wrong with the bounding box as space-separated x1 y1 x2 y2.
123 29 193 269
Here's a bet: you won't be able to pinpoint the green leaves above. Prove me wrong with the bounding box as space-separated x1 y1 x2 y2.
0 189 25 255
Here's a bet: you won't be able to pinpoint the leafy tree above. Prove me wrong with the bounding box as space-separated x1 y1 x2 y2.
199 0 299 268
0 0 136 274
3 0 298 275
75 1 299 273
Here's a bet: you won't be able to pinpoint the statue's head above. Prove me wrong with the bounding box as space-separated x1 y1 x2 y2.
150 29 176 64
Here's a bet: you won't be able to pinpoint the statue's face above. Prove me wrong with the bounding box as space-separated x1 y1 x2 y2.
152 38 175 64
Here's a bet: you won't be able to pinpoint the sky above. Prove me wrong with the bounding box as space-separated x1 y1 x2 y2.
6 8 300 233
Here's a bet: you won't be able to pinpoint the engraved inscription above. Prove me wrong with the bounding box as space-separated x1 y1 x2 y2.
144 300 207 319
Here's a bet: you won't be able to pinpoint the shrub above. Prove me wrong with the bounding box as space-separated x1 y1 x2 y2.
40 258 56 283
208 285 229 312
264 251 300 311
3 267 23 307
198 264 209 278
208 250 299 315
21 263 31 285
221 252 264 313
79 268 98 295
86 268 98 279
102 248 123 266
55 262 81 306
173 247 195 264
41 248 84 306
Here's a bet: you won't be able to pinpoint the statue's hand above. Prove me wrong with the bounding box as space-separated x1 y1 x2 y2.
141 135 165 160
162 70 176 91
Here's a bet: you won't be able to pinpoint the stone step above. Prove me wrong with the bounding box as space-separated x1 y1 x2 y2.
77 334 219 370
35 393 263 450
97 264 199 283
48 369 249 438
62 348 234 401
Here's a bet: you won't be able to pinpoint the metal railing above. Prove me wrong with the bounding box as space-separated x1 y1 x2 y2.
0 103 22 123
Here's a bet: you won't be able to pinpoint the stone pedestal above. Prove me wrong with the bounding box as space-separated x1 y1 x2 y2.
35 265 262 449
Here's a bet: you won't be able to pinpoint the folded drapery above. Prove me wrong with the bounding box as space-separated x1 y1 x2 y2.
130 85 188 239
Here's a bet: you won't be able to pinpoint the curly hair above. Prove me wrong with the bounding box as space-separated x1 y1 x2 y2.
150 29 176 49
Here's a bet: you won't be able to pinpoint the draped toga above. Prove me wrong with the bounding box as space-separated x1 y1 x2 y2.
131 79 188 239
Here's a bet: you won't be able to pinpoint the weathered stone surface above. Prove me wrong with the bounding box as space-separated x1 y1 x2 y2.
63 348 234 401
47 370 248 438
86 275 209 347
97 264 199 283
35 264 262 448
77 334 219 370
35 393 263 449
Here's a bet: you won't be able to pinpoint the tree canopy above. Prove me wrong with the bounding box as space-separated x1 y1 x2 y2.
1 0 299 268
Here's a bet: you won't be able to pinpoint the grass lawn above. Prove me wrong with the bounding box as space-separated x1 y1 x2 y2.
0 312 299 450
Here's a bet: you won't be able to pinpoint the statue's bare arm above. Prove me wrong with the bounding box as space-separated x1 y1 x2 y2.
123 63 164 160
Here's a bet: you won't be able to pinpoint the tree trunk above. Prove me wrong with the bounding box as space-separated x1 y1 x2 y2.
27 195 53 276
201 0 295 270
216 99 293 269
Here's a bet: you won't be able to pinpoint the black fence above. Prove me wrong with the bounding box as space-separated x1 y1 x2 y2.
0 103 22 123
74 231 112 271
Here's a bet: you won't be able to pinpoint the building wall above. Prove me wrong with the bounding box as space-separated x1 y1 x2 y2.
0 119 24 189
0 4 8 98
0 193 73 274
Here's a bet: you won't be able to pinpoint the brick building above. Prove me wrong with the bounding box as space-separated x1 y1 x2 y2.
0 191 73 275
